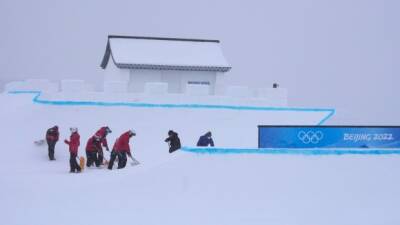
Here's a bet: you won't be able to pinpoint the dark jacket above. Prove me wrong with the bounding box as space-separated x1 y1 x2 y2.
46 126 59 143
197 134 214 147
165 131 181 153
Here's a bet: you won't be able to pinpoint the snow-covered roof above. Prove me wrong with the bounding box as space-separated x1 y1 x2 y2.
101 35 231 72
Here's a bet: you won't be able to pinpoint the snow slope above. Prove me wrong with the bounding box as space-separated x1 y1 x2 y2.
1 93 400 225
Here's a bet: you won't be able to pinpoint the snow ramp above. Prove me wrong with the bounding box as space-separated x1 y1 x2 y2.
2 93 400 225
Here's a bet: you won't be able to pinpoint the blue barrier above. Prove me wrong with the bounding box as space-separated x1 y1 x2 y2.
7 91 335 125
258 126 400 149
181 146 400 155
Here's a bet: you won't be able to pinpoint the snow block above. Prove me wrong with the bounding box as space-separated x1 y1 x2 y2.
226 86 250 98
104 81 128 93
257 88 288 106
144 82 168 95
5 79 58 93
61 80 86 92
185 84 210 96
5 81 28 92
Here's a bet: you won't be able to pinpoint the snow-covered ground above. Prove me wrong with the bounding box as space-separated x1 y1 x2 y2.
1 93 400 225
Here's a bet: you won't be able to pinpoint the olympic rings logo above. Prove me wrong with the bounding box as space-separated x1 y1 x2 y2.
297 130 324 144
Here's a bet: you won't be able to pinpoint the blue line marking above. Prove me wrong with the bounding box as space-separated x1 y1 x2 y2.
8 91 41 94
317 109 336 125
181 147 400 155
7 90 335 125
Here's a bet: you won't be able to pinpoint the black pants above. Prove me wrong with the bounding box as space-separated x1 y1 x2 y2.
47 141 56 160
69 153 81 172
86 151 100 167
108 151 116 169
118 152 127 169
108 151 127 169
169 146 180 153
98 149 104 165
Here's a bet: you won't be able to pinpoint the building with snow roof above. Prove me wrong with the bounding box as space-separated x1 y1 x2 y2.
100 35 231 95
4 35 287 106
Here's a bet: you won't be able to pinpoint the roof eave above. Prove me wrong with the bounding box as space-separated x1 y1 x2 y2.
101 35 231 71
116 63 231 72
107 35 220 43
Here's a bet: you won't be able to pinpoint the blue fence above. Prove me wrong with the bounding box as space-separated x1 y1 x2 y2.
258 126 400 149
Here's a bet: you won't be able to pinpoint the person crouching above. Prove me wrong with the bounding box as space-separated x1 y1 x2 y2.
108 130 136 170
64 127 81 173
165 130 181 153
85 135 102 168
94 126 112 165
197 131 215 147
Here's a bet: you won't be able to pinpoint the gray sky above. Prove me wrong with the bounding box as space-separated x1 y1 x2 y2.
1 0 399 124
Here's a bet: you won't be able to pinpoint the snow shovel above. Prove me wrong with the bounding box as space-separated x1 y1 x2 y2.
129 155 140 166
34 139 45 146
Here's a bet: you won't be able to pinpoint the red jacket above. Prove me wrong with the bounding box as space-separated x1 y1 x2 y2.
64 132 80 154
95 127 109 148
86 136 101 152
46 127 59 142
112 138 118 151
114 132 132 155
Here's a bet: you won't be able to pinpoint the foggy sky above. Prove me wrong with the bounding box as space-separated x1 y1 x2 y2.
0 0 399 124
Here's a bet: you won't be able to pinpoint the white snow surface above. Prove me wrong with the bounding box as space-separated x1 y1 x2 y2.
1 94 400 225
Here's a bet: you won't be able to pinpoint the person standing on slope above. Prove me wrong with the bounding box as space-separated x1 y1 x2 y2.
165 130 181 153
94 126 112 165
197 131 215 147
85 135 102 167
108 130 136 170
64 127 81 173
46 125 59 160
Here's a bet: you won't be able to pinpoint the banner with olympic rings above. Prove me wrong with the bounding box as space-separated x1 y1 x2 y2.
258 126 400 148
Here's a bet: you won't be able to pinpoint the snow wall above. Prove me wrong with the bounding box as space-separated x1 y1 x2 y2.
4 79 288 107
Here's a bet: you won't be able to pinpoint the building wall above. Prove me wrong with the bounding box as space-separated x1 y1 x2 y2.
168 70 216 95
104 62 130 82
160 70 182 93
128 69 217 94
129 69 162 93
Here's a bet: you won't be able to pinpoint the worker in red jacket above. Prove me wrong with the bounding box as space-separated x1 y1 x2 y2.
108 130 136 170
64 127 81 173
94 126 112 164
46 125 59 160
85 135 102 167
